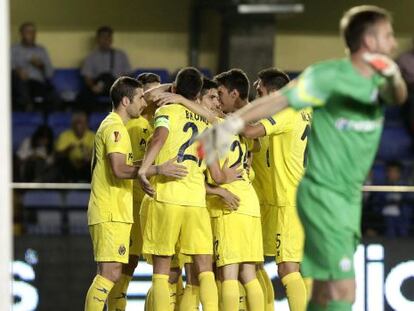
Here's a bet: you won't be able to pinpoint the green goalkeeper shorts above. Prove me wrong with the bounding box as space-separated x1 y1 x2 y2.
296 178 360 280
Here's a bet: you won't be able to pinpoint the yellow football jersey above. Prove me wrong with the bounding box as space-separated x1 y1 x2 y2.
251 136 276 205
259 107 312 206
152 104 209 207
126 116 154 204
207 133 260 218
88 112 134 225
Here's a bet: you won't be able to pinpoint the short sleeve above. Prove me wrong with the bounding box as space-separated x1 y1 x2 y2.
81 54 94 78
282 62 336 110
154 106 173 130
39 46 54 78
259 108 294 136
104 125 130 155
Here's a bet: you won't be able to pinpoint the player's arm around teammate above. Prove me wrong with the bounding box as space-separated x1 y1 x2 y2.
84 77 189 311
84 77 146 311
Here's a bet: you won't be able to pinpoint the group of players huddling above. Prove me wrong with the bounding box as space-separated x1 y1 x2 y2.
84 5 407 311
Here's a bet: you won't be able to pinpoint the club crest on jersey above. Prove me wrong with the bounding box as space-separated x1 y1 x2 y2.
113 131 121 142
118 244 126 256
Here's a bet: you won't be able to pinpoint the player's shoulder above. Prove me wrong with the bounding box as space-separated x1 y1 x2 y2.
304 58 345 77
100 113 127 135
155 103 181 114
126 116 145 129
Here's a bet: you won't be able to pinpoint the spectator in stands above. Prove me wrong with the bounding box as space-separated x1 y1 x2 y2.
77 26 131 111
11 22 59 111
16 125 57 182
397 39 414 138
379 161 412 237
55 112 95 182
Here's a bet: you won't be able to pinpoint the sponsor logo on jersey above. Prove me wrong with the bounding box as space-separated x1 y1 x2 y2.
335 117 383 132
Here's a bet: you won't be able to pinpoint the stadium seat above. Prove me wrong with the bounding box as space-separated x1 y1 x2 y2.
65 191 89 234
199 68 213 78
12 112 45 151
384 106 404 127
13 124 40 152
51 69 82 102
133 68 171 83
68 211 88 234
12 112 44 126
377 126 413 161
65 190 90 208
89 112 109 131
287 71 301 80
23 190 64 234
22 190 64 208
48 112 72 137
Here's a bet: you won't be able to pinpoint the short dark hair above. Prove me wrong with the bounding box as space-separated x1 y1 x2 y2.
340 5 391 53
20 22 35 33
214 69 250 100
110 76 143 108
174 67 203 100
137 72 161 85
201 78 218 96
97 26 113 36
257 68 290 92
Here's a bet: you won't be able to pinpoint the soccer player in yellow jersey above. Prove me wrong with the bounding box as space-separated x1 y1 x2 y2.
243 68 312 311
85 77 188 311
212 69 264 311
106 73 160 311
157 77 241 311
138 68 241 311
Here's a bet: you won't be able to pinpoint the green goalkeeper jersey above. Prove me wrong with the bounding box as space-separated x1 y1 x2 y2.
283 58 386 201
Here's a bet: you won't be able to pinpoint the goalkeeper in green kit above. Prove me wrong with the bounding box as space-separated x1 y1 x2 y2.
199 5 407 311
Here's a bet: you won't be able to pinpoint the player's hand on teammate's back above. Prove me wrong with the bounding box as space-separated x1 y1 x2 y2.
143 83 172 104
221 158 243 183
362 52 400 78
155 92 185 107
219 188 240 211
158 156 188 178
197 115 245 165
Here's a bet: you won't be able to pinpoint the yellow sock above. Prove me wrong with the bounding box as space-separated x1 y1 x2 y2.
216 280 223 311
257 268 275 311
153 274 170 311
245 278 264 311
107 274 132 311
281 272 307 311
169 282 178 311
179 285 200 310
175 276 184 310
238 281 247 311
303 277 313 302
222 280 239 311
198 271 218 311
84 275 114 311
145 286 153 311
